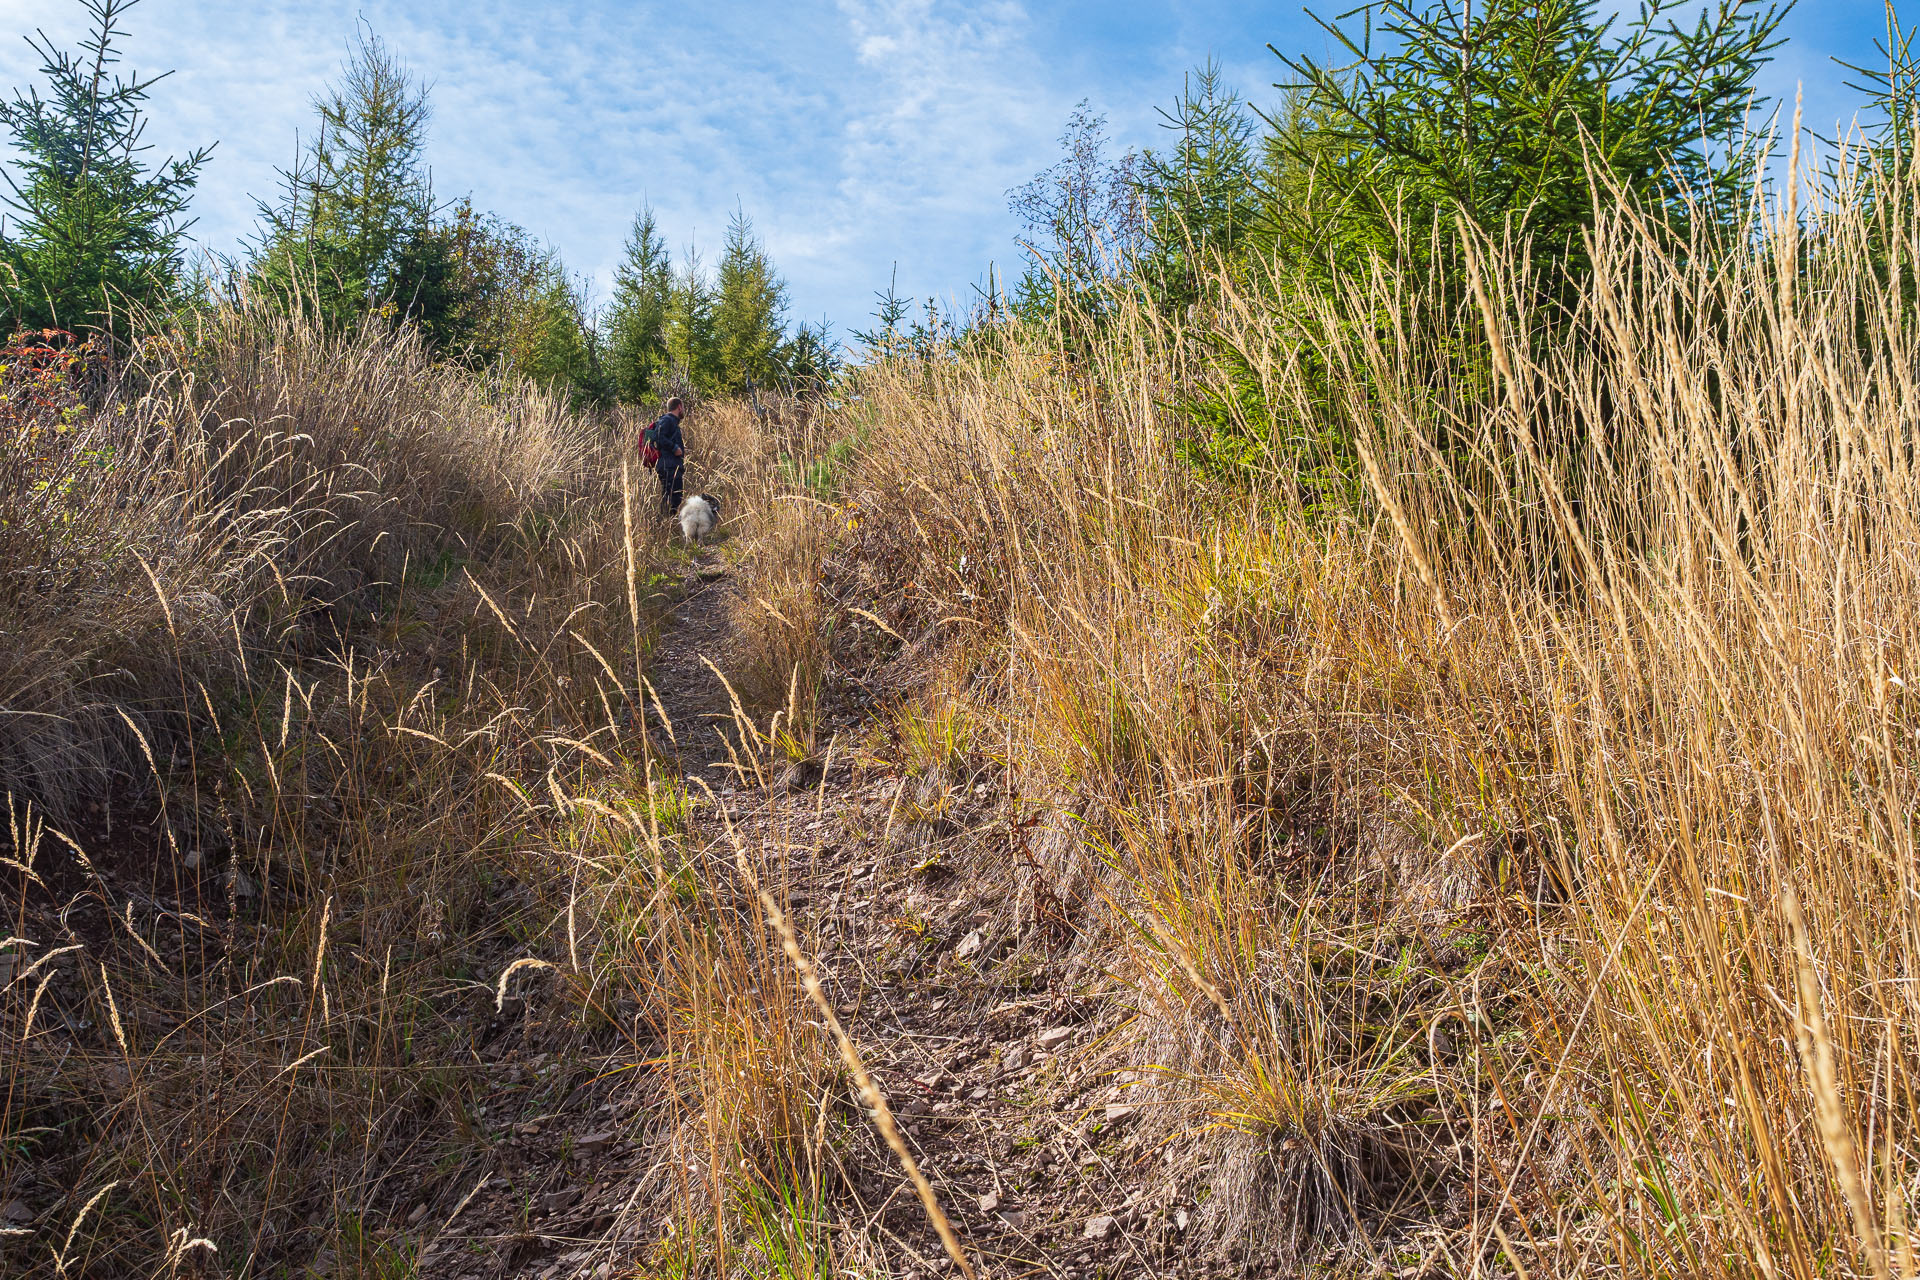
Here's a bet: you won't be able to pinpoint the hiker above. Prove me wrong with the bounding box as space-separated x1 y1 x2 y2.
644 397 687 515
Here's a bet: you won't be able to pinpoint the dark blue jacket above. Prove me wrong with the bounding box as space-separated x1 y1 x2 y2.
653 412 685 468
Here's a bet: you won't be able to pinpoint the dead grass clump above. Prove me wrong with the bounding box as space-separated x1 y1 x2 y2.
2 297 922 1274
786 146 1920 1273
710 400 851 740
0 300 726 1275
0 294 594 830
0 523 671 1273
730 496 834 741
791 319 1490 1266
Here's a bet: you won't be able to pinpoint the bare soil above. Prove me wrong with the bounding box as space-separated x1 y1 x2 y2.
407 550 1238 1279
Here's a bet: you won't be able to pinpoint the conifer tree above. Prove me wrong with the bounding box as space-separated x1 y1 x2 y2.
778 320 840 390
1139 61 1256 308
1274 0 1788 294
0 0 212 341
851 264 911 359
664 243 718 393
252 29 436 328
711 206 789 395
603 205 674 403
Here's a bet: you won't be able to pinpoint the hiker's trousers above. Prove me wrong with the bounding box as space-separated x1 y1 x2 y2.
657 461 684 514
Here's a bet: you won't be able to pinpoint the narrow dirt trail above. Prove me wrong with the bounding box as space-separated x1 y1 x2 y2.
632 553 1201 1280
639 551 740 786
418 548 1203 1280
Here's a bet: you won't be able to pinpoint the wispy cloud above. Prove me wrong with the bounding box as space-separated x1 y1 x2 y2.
821 1 1069 307
0 0 1895 333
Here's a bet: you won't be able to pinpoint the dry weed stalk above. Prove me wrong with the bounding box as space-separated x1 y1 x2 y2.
779 137 1920 1273
0 295 701 1274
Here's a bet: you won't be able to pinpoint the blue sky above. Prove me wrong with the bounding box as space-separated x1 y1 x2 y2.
0 0 1906 339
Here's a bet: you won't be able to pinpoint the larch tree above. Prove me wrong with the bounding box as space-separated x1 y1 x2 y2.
252 28 437 329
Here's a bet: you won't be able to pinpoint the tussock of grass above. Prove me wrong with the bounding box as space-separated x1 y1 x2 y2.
765 153 1920 1274
0 295 593 830
0 298 850 1275
20 135 1920 1279
714 403 845 738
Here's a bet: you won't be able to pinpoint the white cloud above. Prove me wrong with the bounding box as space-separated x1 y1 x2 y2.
818 1 1067 309
7 0 1865 337
0 0 1165 330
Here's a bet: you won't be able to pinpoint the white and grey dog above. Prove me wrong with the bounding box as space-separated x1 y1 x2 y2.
677 494 720 544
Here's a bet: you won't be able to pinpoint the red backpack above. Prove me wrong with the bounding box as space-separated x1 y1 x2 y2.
638 417 662 469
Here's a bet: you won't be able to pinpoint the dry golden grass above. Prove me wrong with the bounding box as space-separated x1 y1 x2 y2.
0 298 865 1276
706 401 845 744
0 295 593 828
21 143 1920 1279
773 152 1920 1275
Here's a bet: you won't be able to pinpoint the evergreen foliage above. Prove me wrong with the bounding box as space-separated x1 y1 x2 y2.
849 267 956 363
778 320 840 390
712 206 790 395
1272 0 1790 289
0 0 212 341
243 37 608 403
1839 4 1920 177
664 244 719 394
251 29 439 330
605 205 818 401
986 4 1797 484
437 203 602 400
1138 61 1258 309
407 199 541 363
604 205 674 403
850 265 914 359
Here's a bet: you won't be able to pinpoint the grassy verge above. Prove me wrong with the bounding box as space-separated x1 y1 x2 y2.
748 166 1920 1276
17 162 1920 1278
0 300 847 1276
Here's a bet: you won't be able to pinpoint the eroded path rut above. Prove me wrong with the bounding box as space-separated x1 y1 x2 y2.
420 550 1212 1280
639 555 741 785
636 552 1214 1279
